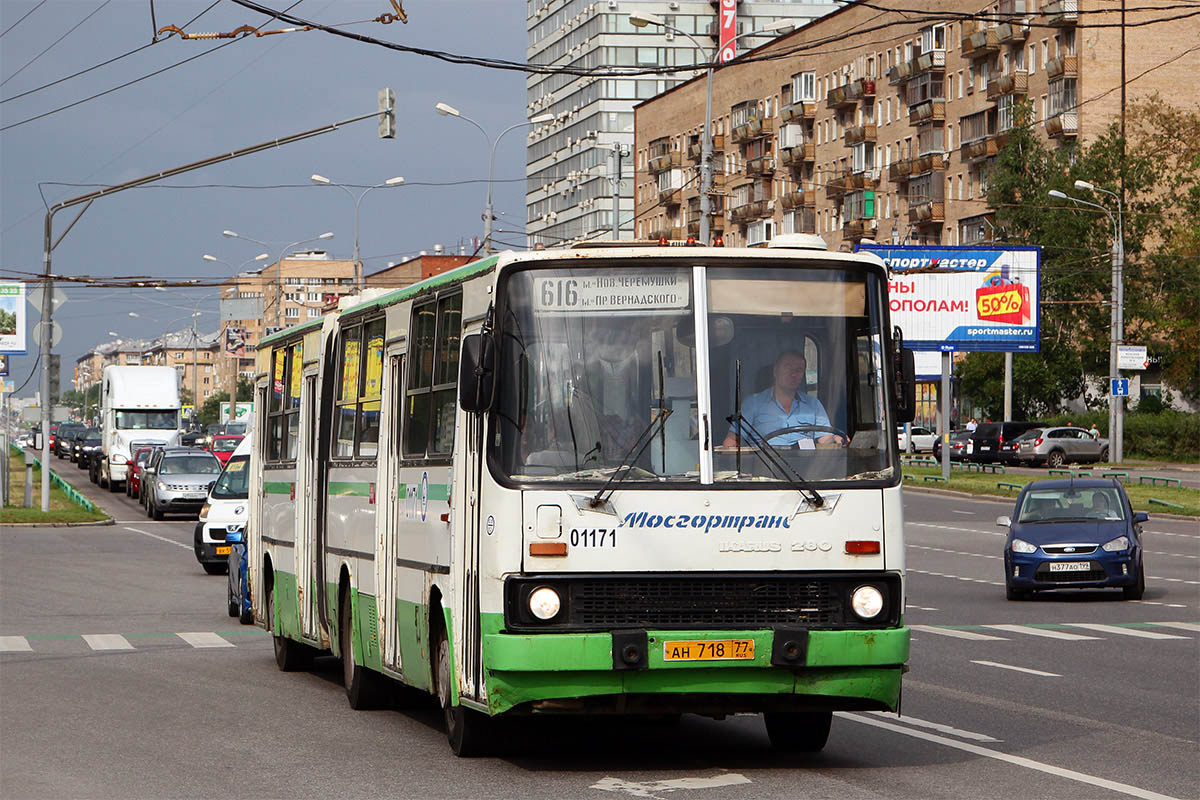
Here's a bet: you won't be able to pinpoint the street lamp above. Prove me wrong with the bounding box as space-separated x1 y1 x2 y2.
310 174 405 291
1048 186 1125 463
629 12 794 245
202 251 269 423
435 103 553 253
223 230 335 328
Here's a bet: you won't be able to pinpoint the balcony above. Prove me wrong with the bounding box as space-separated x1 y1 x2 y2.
912 153 946 175
826 85 856 110
847 170 879 190
843 218 878 239
731 116 773 144
779 143 815 167
1046 55 1078 80
730 199 769 223
780 101 817 123
1046 111 1079 138
1044 0 1078 26
784 207 817 235
962 28 1000 59
780 188 817 210
910 99 946 123
996 20 1029 43
887 62 913 84
745 155 775 176
913 50 946 75
648 151 679 174
687 134 725 162
648 225 683 241
888 157 915 183
961 136 999 161
844 123 877 145
987 70 1029 100
658 185 682 206
685 219 723 237
825 173 851 198
908 200 946 225
845 78 877 102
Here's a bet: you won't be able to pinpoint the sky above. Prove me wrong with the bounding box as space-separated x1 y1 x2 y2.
0 0 529 398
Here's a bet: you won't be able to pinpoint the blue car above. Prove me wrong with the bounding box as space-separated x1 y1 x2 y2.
225 527 252 624
997 478 1147 601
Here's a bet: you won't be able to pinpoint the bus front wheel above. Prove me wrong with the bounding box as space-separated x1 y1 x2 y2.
435 622 490 757
763 710 832 752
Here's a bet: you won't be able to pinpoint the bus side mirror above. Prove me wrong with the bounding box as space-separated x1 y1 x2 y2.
895 346 916 424
459 333 497 413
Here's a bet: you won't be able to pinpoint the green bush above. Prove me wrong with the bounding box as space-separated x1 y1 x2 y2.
1039 410 1199 463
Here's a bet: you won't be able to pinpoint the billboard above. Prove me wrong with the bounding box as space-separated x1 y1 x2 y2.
0 283 27 355
858 246 1041 353
224 326 247 357
717 0 738 63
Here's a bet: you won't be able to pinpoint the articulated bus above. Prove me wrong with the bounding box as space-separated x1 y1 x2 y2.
247 235 917 756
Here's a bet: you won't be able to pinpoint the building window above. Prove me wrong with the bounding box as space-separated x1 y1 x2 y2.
285 307 300 319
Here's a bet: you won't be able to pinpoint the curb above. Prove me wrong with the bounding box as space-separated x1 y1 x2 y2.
0 518 115 528
901 484 1199 520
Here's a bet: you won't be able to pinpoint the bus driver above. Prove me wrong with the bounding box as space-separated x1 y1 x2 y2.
723 350 843 447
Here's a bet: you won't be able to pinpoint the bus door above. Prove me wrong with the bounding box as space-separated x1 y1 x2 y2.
295 372 321 642
453 388 486 702
376 350 405 672
249 380 269 627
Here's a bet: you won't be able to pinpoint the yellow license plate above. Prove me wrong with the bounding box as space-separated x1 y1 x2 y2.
215 546 231 556
662 639 755 662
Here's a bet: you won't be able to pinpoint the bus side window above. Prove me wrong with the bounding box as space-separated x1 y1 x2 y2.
267 347 289 462
357 319 385 458
404 293 462 458
334 326 361 458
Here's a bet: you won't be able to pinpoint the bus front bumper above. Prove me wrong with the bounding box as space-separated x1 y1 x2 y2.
480 626 909 716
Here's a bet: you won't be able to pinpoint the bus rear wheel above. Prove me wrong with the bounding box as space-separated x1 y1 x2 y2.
269 583 313 672
763 710 832 753
435 621 490 757
339 588 387 710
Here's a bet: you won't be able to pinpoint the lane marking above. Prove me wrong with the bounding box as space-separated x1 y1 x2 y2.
0 636 32 652
1065 623 1189 640
1129 600 1189 609
1151 621 1200 632
592 773 751 797
1153 576 1200 586
177 632 235 648
984 624 1101 641
910 625 1007 641
907 568 1004 587
122 526 190 550
952 510 976 515
866 711 1000 742
909 543 1001 560
1146 550 1200 560
82 634 134 651
840 712 1182 800
908 521 1004 538
906 605 939 611
1145 529 1200 540
971 660 1062 677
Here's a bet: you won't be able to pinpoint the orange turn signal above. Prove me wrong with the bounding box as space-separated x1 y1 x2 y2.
845 540 881 555
529 542 568 557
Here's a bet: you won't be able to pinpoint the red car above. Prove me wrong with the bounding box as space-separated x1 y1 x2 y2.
209 435 244 466
125 447 156 499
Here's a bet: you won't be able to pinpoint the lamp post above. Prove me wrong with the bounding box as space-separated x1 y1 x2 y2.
203 252 269 424
310 174 405 291
223 230 334 329
435 103 553 253
1049 185 1125 463
629 12 794 245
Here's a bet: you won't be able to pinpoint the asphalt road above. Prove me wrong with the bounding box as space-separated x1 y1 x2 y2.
2 468 1197 800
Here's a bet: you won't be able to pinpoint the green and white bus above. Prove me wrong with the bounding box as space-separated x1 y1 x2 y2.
247 236 917 756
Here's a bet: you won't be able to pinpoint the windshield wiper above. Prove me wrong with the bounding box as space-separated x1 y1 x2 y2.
725 411 824 508
589 408 674 508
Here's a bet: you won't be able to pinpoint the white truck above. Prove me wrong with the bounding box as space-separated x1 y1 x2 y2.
97 365 183 492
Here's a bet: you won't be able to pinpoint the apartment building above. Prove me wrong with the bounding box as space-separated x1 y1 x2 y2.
364 253 474 291
142 329 221 403
525 0 839 248
634 0 1200 248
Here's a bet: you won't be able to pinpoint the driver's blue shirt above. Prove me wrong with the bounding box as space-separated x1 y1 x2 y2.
730 387 831 445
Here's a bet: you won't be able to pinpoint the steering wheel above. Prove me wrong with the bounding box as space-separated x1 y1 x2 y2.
760 425 849 448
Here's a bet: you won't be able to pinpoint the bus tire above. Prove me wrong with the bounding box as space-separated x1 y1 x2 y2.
435 619 490 757
763 710 832 753
339 587 387 710
269 583 313 672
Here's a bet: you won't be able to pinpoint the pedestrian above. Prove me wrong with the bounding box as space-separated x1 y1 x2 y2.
1088 422 1100 439
966 417 978 432
1066 421 1074 427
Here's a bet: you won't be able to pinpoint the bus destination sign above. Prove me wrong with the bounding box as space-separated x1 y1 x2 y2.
534 275 689 313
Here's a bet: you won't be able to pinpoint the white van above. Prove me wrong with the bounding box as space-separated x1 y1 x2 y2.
194 434 252 574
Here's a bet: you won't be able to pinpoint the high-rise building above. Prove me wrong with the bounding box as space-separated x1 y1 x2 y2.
525 0 839 248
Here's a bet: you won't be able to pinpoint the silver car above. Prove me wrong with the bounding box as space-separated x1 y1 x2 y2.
1014 426 1109 468
145 450 223 520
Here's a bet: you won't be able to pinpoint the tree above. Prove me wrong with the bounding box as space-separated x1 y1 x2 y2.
196 378 254 425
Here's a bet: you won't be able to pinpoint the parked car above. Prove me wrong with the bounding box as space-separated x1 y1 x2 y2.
74 428 102 470
933 429 972 461
143 448 222 521
1013 426 1109 468
195 436 251 575
55 423 84 459
967 421 1044 463
897 425 937 453
208 434 244 466
124 446 157 498
997 478 1146 600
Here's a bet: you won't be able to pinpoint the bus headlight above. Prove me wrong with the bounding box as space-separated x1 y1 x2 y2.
850 585 885 620
528 587 561 621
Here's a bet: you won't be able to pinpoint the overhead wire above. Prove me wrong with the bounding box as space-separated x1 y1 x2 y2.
1 0 115 88
0 0 48 39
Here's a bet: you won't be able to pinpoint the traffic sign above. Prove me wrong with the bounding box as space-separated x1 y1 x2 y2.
1117 345 1148 370
32 321 62 348
0 354 8 376
1111 378 1130 397
27 286 68 313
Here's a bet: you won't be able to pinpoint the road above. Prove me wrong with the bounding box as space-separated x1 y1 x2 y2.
2 470 1197 799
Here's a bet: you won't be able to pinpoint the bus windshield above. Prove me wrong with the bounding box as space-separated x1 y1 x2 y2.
115 410 178 430
493 262 894 484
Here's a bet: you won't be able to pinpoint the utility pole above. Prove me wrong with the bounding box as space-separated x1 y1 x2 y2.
609 142 629 240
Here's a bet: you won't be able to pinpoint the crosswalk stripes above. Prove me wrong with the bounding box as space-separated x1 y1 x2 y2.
983 624 1101 641
82 634 134 651
1150 621 1200 632
176 632 235 648
0 636 32 652
1064 623 1190 640
911 625 1008 641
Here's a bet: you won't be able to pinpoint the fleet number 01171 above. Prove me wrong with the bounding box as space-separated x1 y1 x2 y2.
569 528 616 547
